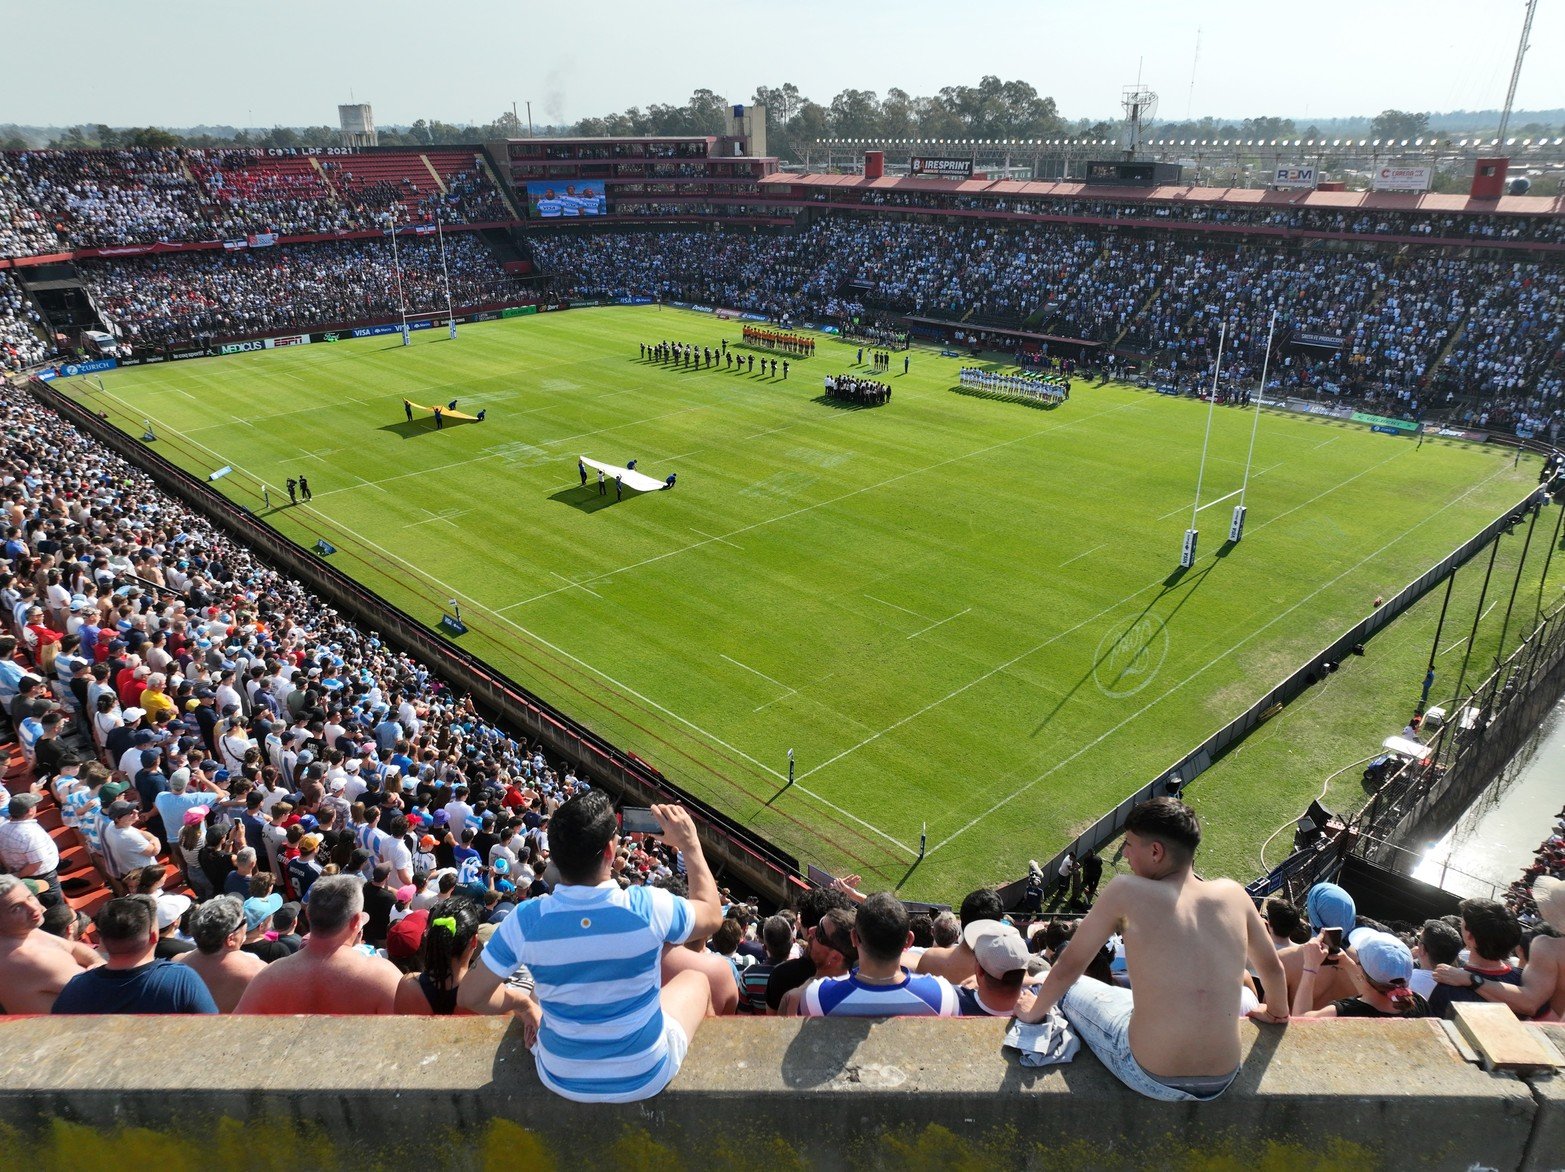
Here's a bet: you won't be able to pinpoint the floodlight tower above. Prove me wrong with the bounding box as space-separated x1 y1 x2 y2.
1122 84 1159 160
1496 0 1538 146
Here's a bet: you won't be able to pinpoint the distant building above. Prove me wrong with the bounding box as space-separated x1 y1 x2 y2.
339 104 377 149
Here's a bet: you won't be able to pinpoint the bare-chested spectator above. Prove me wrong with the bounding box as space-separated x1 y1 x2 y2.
1015 797 1288 1101
175 894 267 1012
235 874 403 1014
0 874 102 1013
905 887 1004 984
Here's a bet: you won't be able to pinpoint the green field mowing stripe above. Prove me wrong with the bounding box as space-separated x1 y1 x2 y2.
59 307 1554 894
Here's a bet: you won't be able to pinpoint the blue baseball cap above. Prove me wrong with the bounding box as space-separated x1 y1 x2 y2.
1348 928 1413 985
1306 883 1356 933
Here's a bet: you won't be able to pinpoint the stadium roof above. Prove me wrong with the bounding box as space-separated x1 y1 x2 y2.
759 173 1565 217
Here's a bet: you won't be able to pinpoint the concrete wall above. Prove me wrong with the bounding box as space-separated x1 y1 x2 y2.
0 1017 1559 1171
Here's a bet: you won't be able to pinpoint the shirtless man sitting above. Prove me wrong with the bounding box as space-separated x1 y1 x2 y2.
234 875 402 1014
0 874 102 1013
1014 797 1289 1101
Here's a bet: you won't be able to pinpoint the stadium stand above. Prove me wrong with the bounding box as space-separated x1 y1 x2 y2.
77 235 533 348
0 272 50 372
0 147 517 253
0 147 1558 440
1 149 1562 1125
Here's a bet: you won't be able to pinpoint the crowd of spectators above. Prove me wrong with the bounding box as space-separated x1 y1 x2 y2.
0 148 515 255
78 236 533 349
0 325 1561 1110
835 187 1565 243
0 272 51 373
1507 807 1565 924
0 370 697 1013
1 149 210 251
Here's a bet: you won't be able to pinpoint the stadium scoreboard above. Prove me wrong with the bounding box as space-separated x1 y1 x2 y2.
1082 160 1183 186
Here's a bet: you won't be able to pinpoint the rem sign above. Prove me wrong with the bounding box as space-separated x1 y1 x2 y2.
1272 166 1317 189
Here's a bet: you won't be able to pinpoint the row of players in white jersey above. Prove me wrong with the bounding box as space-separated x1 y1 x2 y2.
959 367 1070 403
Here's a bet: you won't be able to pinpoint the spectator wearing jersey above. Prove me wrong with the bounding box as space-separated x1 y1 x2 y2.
796 892 958 1018
458 794 723 1103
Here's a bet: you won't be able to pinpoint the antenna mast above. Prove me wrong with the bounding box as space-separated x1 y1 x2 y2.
1497 0 1538 146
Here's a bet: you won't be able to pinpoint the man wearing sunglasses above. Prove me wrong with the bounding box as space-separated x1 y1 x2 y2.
793 892 958 1018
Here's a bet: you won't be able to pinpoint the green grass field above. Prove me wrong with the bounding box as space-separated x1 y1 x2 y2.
58 307 1556 897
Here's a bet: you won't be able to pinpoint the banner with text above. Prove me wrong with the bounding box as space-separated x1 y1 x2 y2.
1271 165 1318 189
1351 410 1419 432
1372 165 1433 192
909 156 974 179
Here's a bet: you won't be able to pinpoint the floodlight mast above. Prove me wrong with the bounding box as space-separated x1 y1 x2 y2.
1497 0 1538 146
1121 85 1159 161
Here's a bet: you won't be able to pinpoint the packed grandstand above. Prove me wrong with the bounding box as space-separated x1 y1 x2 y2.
1 141 1562 1110
0 144 1560 441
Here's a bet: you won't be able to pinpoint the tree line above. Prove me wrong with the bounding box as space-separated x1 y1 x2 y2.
4 89 1561 160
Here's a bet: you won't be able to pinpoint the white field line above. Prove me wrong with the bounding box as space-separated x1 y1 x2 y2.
925 459 1518 856
551 571 602 599
690 527 741 549
1058 543 1107 569
907 608 971 641
865 595 936 622
720 653 797 707
1194 487 1244 515
284 514 916 857
500 399 1147 612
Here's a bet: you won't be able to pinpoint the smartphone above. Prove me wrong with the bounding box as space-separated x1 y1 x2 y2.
620 807 662 835
1321 926 1343 965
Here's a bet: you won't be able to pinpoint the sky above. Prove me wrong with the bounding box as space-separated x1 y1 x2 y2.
2 0 1560 129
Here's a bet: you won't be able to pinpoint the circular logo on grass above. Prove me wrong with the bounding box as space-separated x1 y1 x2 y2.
1093 614 1169 698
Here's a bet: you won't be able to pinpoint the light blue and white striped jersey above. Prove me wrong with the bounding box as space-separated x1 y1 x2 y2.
482 881 695 1102
800 969 959 1018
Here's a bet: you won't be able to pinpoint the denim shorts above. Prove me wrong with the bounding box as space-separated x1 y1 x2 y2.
1060 977 1239 1103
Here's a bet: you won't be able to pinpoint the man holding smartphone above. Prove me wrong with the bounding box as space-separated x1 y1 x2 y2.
458 794 723 1102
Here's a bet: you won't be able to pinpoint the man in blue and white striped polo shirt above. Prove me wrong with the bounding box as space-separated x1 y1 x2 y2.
797 892 959 1018
458 792 723 1102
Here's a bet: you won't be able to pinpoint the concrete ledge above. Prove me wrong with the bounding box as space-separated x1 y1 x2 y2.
0 1016 1544 1170
1525 1024 1565 1172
